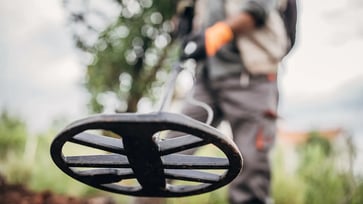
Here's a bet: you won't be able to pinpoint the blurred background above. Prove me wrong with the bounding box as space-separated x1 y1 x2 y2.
1 0 363 203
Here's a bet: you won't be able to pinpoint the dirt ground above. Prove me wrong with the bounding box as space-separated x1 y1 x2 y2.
0 174 115 204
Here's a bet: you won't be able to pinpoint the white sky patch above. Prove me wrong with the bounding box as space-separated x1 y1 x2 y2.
0 0 63 42
280 0 363 97
0 0 88 133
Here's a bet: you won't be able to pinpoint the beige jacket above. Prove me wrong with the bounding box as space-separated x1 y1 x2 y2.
194 0 289 75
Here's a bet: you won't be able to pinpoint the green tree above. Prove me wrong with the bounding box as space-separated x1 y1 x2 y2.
0 111 27 159
64 0 178 113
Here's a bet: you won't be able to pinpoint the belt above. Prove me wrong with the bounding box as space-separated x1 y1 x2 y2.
249 73 277 82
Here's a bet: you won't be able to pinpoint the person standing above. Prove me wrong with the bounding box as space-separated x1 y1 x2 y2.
174 0 297 203
133 0 297 203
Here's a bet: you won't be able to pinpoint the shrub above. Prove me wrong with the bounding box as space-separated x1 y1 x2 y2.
0 111 27 158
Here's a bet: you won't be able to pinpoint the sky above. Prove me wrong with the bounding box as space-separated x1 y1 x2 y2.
281 0 363 96
0 0 88 133
1 0 363 134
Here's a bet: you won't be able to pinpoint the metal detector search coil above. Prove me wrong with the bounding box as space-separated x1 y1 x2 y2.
50 112 242 197
50 62 242 197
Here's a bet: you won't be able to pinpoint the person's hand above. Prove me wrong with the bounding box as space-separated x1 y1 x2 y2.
180 22 234 60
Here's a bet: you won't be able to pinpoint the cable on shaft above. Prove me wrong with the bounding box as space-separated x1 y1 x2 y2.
157 60 214 126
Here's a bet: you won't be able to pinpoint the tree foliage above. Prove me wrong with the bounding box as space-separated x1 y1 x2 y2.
0 111 27 159
64 0 179 113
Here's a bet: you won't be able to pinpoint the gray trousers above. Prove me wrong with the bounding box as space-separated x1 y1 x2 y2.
179 70 278 204
133 70 278 204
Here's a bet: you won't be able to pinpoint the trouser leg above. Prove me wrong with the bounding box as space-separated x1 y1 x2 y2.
214 75 278 204
228 118 275 204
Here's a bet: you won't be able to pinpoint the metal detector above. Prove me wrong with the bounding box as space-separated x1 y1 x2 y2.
50 62 242 197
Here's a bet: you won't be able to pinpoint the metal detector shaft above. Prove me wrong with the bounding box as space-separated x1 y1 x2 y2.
158 63 183 112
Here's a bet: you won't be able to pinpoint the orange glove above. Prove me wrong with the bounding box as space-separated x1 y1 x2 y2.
181 21 234 60
205 22 234 56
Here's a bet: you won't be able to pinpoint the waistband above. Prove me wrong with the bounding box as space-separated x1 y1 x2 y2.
250 73 277 82
210 72 277 83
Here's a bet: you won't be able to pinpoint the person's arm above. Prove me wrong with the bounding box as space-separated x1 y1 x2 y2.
225 12 256 35
204 12 256 56
174 0 195 38
181 0 273 60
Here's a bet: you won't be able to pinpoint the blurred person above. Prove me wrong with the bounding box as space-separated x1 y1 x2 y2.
134 0 297 203
176 0 297 203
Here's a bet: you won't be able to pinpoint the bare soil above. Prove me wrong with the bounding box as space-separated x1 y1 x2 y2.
0 174 115 204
